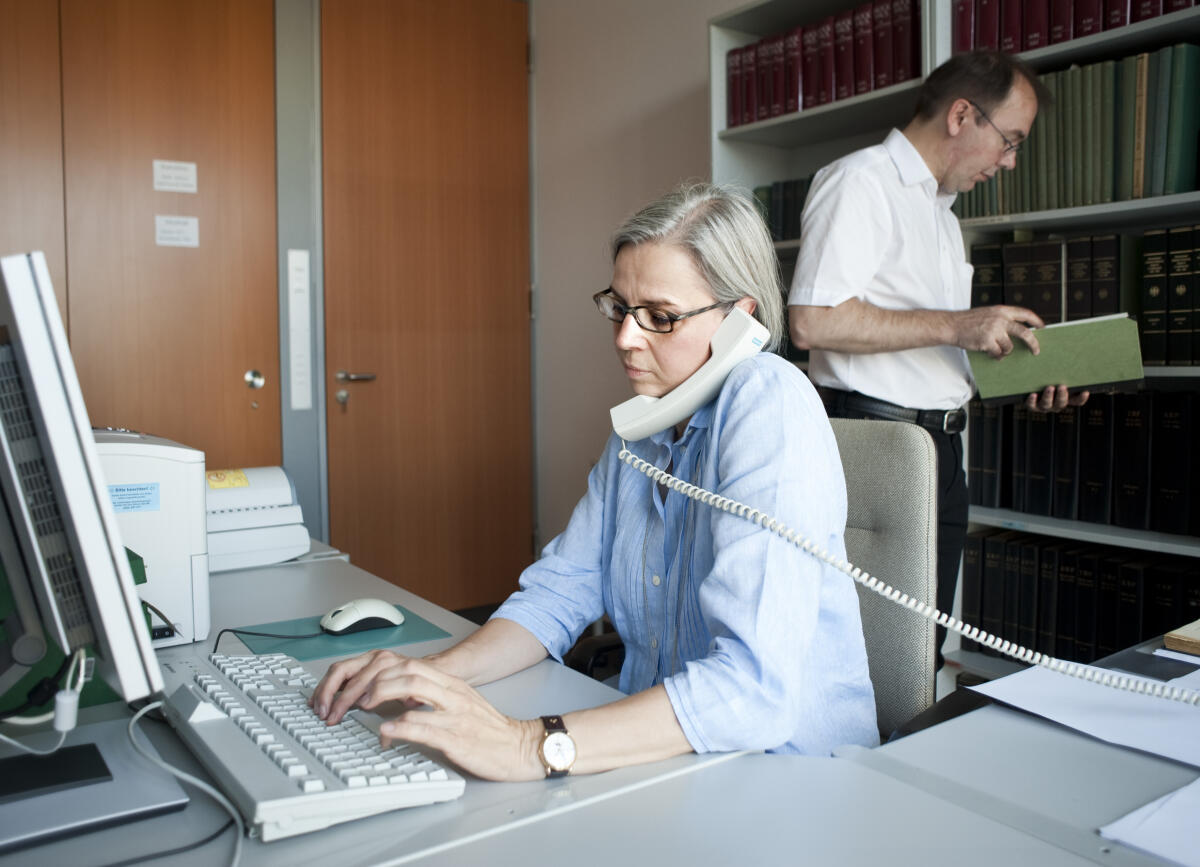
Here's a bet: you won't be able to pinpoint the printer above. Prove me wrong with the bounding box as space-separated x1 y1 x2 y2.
94 430 209 648
205 466 310 572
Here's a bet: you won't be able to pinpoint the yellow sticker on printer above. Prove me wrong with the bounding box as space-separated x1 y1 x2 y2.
206 469 249 489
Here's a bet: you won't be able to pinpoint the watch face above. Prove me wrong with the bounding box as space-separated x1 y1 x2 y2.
542 730 576 771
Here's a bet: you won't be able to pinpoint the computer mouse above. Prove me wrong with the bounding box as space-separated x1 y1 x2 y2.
319 598 405 635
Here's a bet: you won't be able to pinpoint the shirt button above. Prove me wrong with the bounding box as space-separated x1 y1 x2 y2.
650 637 659 649
651 574 661 587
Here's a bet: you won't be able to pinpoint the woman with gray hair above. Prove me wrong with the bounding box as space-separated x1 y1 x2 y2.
313 182 878 780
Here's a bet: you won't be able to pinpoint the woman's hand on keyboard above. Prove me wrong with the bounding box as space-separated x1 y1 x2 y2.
311 649 545 782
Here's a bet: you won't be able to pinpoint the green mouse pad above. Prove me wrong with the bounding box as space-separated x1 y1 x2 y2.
234 606 451 661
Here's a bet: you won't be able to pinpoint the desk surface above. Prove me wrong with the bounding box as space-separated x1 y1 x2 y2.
3 559 1196 866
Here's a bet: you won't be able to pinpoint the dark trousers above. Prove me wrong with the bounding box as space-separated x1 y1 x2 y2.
826 405 969 671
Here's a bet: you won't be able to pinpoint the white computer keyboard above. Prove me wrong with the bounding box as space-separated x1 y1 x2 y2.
159 652 465 841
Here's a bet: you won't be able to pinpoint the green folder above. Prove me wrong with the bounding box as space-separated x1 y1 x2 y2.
968 313 1144 402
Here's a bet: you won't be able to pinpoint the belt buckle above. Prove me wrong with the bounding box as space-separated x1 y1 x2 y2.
943 409 965 434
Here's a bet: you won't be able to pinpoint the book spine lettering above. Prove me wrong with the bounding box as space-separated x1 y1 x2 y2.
727 49 742 128
1140 228 1169 364
784 27 803 114
1166 227 1194 365
976 0 1001 49
873 0 894 89
801 27 820 109
817 17 835 106
1075 0 1104 35
1000 0 1023 52
835 13 855 101
1023 0 1049 49
892 0 916 83
1050 0 1074 41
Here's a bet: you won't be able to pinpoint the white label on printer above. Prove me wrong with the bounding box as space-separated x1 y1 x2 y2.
108 483 161 513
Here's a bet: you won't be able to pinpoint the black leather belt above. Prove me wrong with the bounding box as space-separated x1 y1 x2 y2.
822 389 967 435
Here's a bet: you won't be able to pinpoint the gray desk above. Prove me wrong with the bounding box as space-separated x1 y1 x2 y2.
3 558 1195 866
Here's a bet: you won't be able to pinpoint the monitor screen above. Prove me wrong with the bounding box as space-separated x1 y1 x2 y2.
0 251 161 707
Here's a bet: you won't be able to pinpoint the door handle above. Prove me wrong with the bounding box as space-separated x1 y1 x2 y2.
336 371 377 382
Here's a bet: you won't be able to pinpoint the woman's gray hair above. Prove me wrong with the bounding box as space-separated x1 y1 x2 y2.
610 182 785 352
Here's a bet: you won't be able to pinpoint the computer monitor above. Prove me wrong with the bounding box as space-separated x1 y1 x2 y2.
0 251 181 851
0 251 161 704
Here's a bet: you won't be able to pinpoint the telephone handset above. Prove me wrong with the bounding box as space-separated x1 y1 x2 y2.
609 311 1200 707
610 307 768 441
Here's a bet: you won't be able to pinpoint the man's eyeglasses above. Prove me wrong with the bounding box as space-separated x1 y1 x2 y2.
968 100 1022 155
593 288 732 334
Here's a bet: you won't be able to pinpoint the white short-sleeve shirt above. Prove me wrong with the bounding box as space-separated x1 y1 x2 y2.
788 128 975 411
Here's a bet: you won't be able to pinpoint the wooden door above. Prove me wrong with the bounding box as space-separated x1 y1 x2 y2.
323 0 532 610
0 0 67 323
59 0 280 470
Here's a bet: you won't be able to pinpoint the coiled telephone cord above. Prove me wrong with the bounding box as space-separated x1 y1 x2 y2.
619 445 1200 707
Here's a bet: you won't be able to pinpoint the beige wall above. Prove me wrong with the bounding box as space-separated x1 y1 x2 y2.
530 0 733 545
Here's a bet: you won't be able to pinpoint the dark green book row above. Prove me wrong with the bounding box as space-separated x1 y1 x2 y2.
953 42 1200 219
961 529 1199 663
754 175 814 242
972 221 1200 367
968 390 1200 536
971 234 1140 325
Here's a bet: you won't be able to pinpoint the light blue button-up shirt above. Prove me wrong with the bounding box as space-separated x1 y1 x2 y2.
493 352 879 755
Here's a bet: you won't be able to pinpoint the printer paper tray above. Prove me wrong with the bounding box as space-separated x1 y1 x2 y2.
208 524 310 573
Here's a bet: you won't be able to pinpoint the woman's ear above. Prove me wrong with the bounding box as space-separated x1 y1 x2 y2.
734 297 757 316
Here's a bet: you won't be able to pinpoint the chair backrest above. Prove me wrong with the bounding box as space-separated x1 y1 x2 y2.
829 417 937 739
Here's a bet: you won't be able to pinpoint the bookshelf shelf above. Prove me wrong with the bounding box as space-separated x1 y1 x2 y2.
959 191 1200 234
711 0 861 35
968 506 1200 559
1018 5 1200 73
1144 366 1200 378
719 79 922 148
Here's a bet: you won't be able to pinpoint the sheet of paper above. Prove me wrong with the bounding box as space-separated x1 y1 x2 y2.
1154 647 1200 665
155 215 199 247
969 665 1200 769
1100 777 1200 867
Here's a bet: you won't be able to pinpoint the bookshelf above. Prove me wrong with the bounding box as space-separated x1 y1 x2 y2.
1018 4 1200 71
708 0 1200 685
960 190 1200 233
969 506 1200 559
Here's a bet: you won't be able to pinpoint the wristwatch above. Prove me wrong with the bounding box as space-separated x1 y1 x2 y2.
536 715 576 778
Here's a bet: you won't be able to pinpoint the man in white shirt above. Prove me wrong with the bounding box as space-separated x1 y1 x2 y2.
789 51 1088 671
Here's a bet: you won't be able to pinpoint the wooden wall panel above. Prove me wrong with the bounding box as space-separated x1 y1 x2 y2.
0 0 68 325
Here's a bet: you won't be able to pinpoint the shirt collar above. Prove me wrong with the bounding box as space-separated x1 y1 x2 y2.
646 401 713 450
883 128 958 211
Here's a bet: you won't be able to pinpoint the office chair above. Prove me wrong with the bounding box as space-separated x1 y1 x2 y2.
829 417 937 740
566 417 939 740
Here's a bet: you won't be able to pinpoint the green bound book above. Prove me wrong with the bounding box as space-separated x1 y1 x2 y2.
1147 45 1173 198
1132 53 1149 199
1020 114 1033 213
1100 60 1116 204
1115 55 1138 201
1082 62 1096 207
1044 71 1060 211
1067 65 1083 208
968 313 1145 402
1165 42 1200 195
